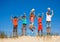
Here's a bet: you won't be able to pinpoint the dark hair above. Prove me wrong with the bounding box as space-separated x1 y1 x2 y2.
39 16 42 17
14 16 17 18
22 15 26 18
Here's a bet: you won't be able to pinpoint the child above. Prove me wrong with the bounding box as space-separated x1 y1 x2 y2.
38 13 43 36
29 8 35 33
20 13 27 36
46 7 54 27
11 16 19 37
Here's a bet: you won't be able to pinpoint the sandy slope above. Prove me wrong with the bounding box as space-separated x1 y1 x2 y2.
0 36 60 42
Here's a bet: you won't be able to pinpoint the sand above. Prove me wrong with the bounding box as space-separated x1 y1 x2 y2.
0 36 60 42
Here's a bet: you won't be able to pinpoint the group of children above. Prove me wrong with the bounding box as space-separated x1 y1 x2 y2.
11 7 54 37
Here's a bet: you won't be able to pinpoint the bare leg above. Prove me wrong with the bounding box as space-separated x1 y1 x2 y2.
38 30 40 36
22 24 26 36
13 26 15 37
15 27 18 37
41 29 43 36
47 27 50 35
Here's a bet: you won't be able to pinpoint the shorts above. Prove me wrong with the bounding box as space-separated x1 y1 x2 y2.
13 25 17 29
23 23 26 25
29 23 34 29
38 25 42 31
23 23 26 27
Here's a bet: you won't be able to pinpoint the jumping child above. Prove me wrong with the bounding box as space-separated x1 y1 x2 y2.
29 8 36 33
38 13 44 36
11 16 19 37
20 13 27 36
46 7 54 35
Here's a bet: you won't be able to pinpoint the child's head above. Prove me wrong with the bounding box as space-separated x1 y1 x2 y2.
48 7 51 12
22 15 26 18
39 16 42 18
14 16 17 19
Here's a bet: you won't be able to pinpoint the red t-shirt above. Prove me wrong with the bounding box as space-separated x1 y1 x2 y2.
30 13 35 23
30 17 34 22
38 17 42 31
38 17 42 23
13 19 18 26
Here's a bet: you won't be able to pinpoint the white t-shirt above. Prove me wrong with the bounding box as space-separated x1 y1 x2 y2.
46 15 52 21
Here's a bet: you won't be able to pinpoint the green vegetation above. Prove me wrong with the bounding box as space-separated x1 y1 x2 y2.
0 31 7 38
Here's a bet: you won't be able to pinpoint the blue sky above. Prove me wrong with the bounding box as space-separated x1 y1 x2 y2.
0 0 60 36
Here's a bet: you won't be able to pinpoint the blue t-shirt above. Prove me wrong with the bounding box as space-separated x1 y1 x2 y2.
22 18 26 24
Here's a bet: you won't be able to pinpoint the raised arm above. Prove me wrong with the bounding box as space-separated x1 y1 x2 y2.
42 12 44 19
18 16 21 20
51 10 54 17
19 15 22 20
37 13 40 18
10 16 13 21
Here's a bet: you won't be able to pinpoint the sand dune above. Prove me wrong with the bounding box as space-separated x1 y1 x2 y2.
0 36 60 42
